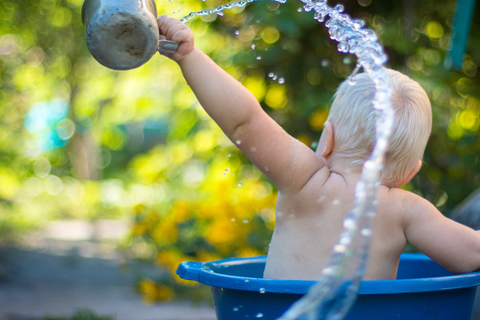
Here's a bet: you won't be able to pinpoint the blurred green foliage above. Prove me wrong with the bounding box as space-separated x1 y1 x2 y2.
1 0 479 300
44 309 114 320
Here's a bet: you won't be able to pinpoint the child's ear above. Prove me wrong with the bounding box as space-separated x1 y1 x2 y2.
322 122 334 158
397 159 422 187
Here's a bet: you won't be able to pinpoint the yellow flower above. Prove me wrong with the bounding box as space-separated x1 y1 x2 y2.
139 279 174 303
238 246 265 258
152 220 178 244
131 222 148 236
145 210 159 225
157 249 189 272
171 201 192 223
205 217 249 254
174 274 199 287
196 250 221 263
134 204 147 214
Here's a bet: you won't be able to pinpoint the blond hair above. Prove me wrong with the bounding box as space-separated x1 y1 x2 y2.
327 68 432 186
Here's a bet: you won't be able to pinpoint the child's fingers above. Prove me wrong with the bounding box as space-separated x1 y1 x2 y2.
156 15 193 61
171 29 192 44
165 23 188 40
157 15 181 36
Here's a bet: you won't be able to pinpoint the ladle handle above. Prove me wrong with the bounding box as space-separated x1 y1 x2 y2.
158 40 179 54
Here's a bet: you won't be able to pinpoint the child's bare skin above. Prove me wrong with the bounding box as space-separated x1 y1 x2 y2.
157 16 480 280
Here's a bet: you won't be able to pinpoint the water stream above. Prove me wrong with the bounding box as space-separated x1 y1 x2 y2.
182 1 394 319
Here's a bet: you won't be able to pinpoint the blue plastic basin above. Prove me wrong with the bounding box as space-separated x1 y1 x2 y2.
176 253 480 320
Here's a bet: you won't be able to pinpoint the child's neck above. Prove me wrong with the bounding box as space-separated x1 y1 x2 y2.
324 153 362 183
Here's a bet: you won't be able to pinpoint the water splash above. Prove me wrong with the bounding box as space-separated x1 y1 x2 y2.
180 1 393 319
278 0 393 319
180 0 286 23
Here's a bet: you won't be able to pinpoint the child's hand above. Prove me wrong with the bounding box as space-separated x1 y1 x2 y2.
157 16 194 62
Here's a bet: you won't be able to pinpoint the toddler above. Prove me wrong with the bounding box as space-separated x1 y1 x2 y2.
157 16 480 281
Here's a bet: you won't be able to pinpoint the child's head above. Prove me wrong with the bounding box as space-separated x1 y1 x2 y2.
326 68 432 187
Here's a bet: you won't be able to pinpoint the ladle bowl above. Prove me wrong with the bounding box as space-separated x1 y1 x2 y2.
82 0 160 70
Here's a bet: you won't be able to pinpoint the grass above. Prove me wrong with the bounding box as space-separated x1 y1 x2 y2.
44 309 114 320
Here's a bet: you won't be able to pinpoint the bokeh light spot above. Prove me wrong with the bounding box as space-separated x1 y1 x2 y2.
425 21 444 39
308 110 329 131
262 27 280 44
265 84 287 109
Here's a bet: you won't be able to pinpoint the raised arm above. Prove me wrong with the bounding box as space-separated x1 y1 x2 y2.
157 16 325 193
399 190 480 273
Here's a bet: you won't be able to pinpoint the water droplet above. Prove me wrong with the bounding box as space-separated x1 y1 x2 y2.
352 19 365 29
297 7 303 12
343 219 355 230
235 30 240 36
256 56 262 60
233 307 239 311
251 44 256 50
278 77 285 84
217 11 224 16
256 313 264 318
338 42 349 53
334 4 344 12
259 288 266 293
225 168 230 172
272 75 278 81
334 244 346 253
340 236 351 245
343 57 351 64
361 228 372 236
228 153 232 157
268 72 275 78
333 199 340 205
245 279 249 282
311 142 318 148
321 60 329 67
220 288 224 291
236 140 242 145
243 219 248 223
231 218 236 222
322 267 335 276
238 182 243 187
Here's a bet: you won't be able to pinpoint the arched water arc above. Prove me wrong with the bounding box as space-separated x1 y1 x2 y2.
182 1 394 319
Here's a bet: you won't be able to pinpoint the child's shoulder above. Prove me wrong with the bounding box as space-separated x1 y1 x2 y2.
380 186 435 220
385 187 428 205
